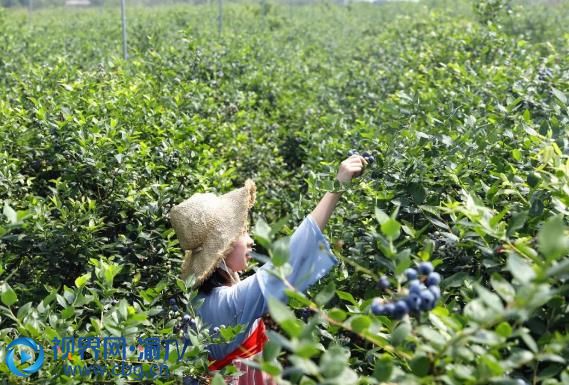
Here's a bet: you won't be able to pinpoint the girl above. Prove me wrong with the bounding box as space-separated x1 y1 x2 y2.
169 155 368 384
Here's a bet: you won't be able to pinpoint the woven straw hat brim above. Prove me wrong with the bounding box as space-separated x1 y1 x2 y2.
176 179 256 286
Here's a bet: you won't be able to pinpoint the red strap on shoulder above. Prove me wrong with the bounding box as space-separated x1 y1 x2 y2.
208 320 268 372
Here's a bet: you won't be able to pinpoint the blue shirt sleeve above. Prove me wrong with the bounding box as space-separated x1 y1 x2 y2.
196 214 338 360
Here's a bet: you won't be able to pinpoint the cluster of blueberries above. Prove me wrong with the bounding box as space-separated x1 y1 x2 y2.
347 149 376 164
169 298 198 334
371 261 442 320
169 298 224 338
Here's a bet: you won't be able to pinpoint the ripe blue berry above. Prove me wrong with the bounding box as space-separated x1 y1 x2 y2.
393 300 409 320
418 261 434 275
183 376 200 385
377 276 390 290
408 279 421 294
348 149 359 156
183 314 192 323
405 268 418 281
362 152 375 164
383 303 395 316
419 290 436 311
426 272 441 287
371 299 384 315
429 286 441 301
405 292 422 311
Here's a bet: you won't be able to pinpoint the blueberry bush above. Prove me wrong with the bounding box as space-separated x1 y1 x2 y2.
1 0 568 384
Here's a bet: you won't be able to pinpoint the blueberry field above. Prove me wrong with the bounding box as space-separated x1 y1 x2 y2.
1 0 569 384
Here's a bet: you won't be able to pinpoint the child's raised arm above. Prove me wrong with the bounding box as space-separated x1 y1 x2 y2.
310 155 368 232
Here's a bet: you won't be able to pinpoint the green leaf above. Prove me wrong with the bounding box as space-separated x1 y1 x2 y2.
3 202 18 225
0 282 18 307
17 302 32 320
475 283 504 312
508 211 528 236
336 290 357 305
295 341 322 358
350 315 371 333
270 237 290 267
74 272 91 288
61 306 75 319
507 254 535 284
552 87 567 104
253 217 272 249
211 374 225 385
480 354 504 376
391 321 411 346
262 339 282 362
315 281 335 306
538 215 569 261
284 289 312 307
546 258 569 278
320 346 348 378
512 148 522 161
176 278 187 293
260 361 282 376
381 218 401 240
407 182 426 203
495 322 512 338
267 297 303 337
490 274 515 303
373 354 393 382
410 354 430 377
327 308 347 322
375 207 389 225
119 299 128 320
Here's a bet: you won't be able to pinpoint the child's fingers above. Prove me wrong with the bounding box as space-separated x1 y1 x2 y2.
346 155 368 165
346 164 365 177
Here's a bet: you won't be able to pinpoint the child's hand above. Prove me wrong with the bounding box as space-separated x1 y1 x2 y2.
336 155 368 183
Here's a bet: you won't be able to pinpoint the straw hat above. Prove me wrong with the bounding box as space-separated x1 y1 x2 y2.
168 179 256 286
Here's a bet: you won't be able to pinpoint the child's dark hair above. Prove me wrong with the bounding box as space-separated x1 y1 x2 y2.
198 267 233 295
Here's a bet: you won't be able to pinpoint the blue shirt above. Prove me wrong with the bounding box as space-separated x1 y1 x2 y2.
195 214 339 360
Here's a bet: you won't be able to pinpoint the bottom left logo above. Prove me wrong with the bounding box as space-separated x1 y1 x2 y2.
5 337 45 377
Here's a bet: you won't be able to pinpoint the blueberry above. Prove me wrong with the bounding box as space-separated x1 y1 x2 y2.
348 149 359 156
408 279 421 294
426 272 441 287
213 326 220 335
183 376 200 385
362 151 375 164
377 276 390 290
429 286 441 301
405 268 418 281
371 299 384 315
383 303 395 316
405 292 422 311
183 314 192 323
419 290 436 311
169 298 176 305
393 300 409 320
418 261 434 275
299 308 312 321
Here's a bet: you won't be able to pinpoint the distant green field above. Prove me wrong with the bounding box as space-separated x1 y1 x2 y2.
1 1 568 384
